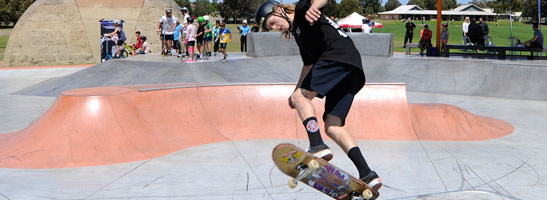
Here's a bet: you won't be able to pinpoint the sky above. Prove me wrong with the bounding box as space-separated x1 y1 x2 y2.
279 0 474 6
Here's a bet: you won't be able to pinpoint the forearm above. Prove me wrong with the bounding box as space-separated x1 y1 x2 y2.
310 0 327 9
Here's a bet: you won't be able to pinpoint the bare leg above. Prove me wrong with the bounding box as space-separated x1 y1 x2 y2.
324 114 357 153
289 88 318 121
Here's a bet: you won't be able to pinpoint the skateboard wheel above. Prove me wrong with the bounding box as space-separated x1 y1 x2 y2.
307 159 319 170
362 189 373 199
288 179 297 189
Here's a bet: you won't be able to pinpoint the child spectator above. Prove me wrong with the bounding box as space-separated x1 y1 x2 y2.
441 23 449 56
136 36 150 54
216 21 231 63
212 20 221 56
196 16 205 60
174 21 184 57
185 17 197 63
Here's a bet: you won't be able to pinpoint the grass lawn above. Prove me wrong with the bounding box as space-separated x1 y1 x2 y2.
375 20 544 52
0 35 9 61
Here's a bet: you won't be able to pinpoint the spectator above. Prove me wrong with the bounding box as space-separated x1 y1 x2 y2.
157 9 177 55
330 16 337 24
239 20 250 52
185 17 197 63
361 18 371 33
104 20 126 58
467 19 483 46
525 23 544 48
419 24 432 56
441 23 449 56
196 16 206 60
131 31 143 56
174 21 184 56
212 20 221 56
180 7 190 57
251 23 260 32
367 15 375 32
216 21 231 63
478 18 489 45
136 36 150 54
203 16 213 57
403 17 416 48
462 17 470 37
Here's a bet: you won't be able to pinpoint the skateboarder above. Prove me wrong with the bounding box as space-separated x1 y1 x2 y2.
255 0 382 190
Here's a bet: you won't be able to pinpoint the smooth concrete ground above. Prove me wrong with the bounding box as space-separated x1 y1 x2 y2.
1 54 546 200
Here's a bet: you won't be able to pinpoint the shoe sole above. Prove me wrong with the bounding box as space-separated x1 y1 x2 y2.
368 178 383 191
311 149 333 161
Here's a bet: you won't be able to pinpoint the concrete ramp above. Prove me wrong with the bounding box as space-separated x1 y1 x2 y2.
0 84 513 168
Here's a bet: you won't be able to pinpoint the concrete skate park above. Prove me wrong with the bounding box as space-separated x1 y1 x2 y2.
2 1 547 200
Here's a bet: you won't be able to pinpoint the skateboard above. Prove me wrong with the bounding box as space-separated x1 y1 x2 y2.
272 143 379 200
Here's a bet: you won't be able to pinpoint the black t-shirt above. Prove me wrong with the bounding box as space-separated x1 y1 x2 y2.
197 24 205 40
292 0 362 70
405 22 416 33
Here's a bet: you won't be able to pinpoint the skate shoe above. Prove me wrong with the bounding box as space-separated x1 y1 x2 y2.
360 171 382 191
306 144 333 161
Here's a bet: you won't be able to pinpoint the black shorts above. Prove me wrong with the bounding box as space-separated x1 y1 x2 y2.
162 34 174 41
174 40 181 50
187 41 195 47
197 39 204 46
300 60 366 125
116 40 125 46
219 43 228 49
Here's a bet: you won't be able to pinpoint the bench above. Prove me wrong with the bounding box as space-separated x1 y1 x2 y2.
446 45 546 60
405 43 419 55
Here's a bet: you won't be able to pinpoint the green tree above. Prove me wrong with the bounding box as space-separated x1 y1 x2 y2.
0 0 36 25
522 0 547 22
219 0 259 22
323 0 339 18
492 0 523 14
385 0 402 11
340 0 363 17
193 0 211 16
360 0 382 14
407 0 425 9
442 0 457 10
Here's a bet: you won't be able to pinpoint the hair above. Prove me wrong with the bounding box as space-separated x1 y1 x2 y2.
533 23 539 29
273 4 295 39
135 31 141 34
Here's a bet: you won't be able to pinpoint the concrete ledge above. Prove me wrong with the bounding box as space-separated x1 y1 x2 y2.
247 32 393 57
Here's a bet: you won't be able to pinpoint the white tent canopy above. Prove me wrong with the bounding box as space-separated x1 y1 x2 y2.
337 12 383 30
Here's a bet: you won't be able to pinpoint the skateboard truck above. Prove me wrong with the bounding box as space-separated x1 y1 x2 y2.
289 161 319 189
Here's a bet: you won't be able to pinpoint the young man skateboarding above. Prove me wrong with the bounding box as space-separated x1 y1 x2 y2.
255 0 382 190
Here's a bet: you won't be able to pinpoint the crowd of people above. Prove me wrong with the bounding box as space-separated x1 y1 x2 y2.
402 16 544 56
101 7 264 63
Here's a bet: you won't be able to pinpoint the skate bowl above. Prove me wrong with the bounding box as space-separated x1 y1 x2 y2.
0 84 514 168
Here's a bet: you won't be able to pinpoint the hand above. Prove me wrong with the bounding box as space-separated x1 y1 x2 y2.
305 6 321 26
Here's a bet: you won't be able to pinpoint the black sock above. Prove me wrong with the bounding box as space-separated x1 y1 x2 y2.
347 147 371 178
303 117 324 147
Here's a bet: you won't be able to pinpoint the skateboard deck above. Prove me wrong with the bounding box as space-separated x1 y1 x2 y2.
272 143 379 200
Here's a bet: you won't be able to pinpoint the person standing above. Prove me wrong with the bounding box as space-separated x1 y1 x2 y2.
462 16 470 39
467 19 483 46
361 18 371 33
157 9 177 55
239 20 250 52
403 17 416 48
441 23 449 56
478 18 489 46
251 23 260 32
179 7 190 56
196 16 206 60
185 17 197 63
212 20 221 56
216 21 231 63
255 0 382 191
